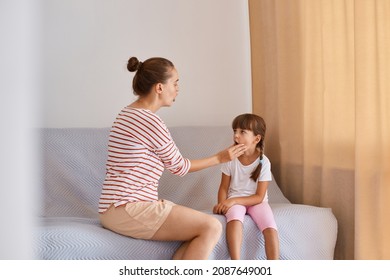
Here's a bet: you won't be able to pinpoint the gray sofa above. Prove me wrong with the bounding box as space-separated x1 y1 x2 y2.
34 126 337 259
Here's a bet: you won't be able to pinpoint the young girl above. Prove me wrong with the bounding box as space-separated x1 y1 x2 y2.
213 113 280 260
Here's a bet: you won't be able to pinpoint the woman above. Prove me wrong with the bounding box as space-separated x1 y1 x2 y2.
98 56 247 259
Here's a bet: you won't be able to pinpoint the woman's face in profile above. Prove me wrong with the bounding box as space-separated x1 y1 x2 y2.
161 67 179 106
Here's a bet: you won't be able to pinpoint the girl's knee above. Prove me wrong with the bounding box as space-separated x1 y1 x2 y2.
262 228 279 241
263 227 277 234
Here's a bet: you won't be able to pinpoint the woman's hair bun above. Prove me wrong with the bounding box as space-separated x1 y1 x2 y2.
127 57 142 72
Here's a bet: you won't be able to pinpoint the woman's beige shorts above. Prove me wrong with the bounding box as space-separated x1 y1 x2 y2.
99 200 175 239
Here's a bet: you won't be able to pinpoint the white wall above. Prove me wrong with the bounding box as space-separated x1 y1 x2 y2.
41 0 252 128
0 1 41 259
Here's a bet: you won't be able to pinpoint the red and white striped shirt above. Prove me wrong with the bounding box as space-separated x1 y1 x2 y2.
98 107 190 213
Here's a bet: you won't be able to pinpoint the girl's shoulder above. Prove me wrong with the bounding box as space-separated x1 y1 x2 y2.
260 154 271 168
261 154 270 163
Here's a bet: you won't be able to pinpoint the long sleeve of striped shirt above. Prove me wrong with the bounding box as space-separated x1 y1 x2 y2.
98 107 191 213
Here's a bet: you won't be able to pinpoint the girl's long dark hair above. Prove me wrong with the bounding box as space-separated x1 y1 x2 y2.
232 113 266 182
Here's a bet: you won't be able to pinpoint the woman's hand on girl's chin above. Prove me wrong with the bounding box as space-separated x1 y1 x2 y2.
218 144 247 163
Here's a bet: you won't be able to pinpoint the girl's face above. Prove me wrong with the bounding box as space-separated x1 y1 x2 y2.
160 67 179 106
233 128 261 148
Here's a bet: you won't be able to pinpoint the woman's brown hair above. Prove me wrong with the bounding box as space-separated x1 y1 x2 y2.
127 57 174 96
232 113 266 182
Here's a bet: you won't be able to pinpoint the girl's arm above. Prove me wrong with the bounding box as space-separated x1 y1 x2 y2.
217 173 230 203
230 181 269 206
188 144 246 173
213 173 231 214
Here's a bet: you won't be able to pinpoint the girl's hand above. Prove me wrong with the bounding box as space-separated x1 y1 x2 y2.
213 203 223 214
217 144 247 163
213 199 236 214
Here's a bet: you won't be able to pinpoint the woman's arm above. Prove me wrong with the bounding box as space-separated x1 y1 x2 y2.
188 144 247 172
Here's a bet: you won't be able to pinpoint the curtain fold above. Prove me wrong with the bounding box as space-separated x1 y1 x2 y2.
249 0 390 259
354 0 390 259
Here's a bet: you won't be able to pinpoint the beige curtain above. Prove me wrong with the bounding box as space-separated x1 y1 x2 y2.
249 0 390 259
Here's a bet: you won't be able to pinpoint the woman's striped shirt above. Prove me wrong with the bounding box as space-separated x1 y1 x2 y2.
98 107 190 213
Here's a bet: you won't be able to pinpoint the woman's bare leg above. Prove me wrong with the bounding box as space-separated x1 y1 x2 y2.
152 205 222 260
226 220 243 260
172 241 190 260
263 228 279 260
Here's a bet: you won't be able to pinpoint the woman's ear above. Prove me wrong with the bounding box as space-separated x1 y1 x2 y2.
155 83 164 94
255 135 262 143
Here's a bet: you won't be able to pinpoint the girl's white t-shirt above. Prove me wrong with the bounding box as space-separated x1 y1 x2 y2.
221 155 272 202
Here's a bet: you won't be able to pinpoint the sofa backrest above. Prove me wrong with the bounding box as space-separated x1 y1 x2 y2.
39 126 289 218
39 127 109 218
